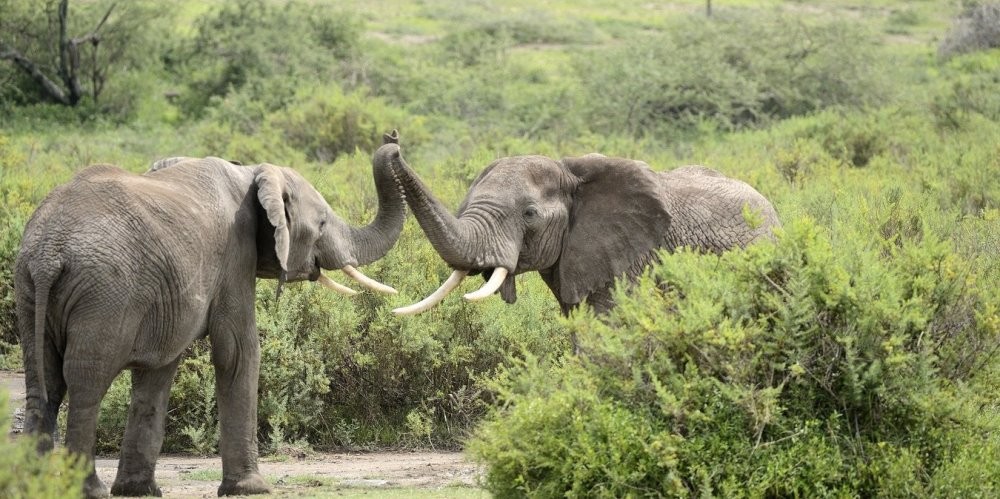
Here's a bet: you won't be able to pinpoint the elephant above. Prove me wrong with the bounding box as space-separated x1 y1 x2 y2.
14 132 408 498
389 152 780 317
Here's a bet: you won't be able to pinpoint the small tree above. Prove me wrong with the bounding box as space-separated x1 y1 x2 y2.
0 0 155 107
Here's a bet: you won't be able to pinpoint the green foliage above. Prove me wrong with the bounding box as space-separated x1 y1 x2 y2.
579 12 883 138
931 49 1000 128
194 83 427 164
0 133 30 352
268 86 428 163
0 391 88 498
469 217 1000 496
170 0 363 118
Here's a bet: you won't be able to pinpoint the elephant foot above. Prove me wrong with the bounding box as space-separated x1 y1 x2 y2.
84 473 110 499
110 477 162 497
218 473 271 496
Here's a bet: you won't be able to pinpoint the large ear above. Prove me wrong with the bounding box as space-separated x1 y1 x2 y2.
254 163 290 272
556 154 671 306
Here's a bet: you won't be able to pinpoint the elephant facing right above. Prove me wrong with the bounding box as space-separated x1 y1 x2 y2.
388 152 781 316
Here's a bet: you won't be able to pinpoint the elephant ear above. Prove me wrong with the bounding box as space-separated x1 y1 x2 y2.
254 163 290 273
556 154 671 307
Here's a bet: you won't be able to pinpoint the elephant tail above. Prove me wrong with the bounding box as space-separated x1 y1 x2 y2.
30 263 60 404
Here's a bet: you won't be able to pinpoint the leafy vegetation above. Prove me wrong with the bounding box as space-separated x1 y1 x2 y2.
1 0 998 495
0 392 88 498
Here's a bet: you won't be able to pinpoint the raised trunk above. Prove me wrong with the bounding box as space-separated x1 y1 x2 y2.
346 142 409 266
390 152 485 269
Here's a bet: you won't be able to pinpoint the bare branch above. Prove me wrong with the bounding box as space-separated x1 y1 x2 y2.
71 3 116 46
0 43 71 104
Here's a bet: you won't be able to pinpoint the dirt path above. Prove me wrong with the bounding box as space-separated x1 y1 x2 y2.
3 370 483 497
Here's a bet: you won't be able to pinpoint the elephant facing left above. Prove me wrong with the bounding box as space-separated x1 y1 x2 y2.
14 133 408 498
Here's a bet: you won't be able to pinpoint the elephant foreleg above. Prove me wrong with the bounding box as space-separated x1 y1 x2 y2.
111 358 182 497
209 302 270 497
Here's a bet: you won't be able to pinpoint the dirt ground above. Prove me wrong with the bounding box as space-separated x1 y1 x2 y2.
2 370 483 497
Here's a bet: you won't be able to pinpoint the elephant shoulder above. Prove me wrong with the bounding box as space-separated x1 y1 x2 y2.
148 156 242 174
73 163 129 181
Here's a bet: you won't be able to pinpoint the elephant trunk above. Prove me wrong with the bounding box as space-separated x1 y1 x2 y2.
348 138 408 266
311 133 405 296
389 151 487 270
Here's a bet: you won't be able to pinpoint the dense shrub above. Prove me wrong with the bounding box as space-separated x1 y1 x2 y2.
579 12 882 137
469 217 1000 496
194 83 429 164
0 134 28 350
939 2 1000 59
931 49 1000 128
170 0 363 117
0 391 88 498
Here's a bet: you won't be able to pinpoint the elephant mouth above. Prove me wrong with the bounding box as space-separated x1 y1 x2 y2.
481 268 517 304
306 257 399 295
308 259 323 281
392 265 515 315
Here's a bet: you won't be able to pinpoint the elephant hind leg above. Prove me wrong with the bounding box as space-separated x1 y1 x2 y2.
111 358 182 497
23 341 67 453
64 359 116 499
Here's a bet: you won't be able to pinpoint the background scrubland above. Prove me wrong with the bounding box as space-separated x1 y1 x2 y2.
1 0 999 496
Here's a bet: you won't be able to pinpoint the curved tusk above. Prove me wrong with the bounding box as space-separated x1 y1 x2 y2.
342 265 398 295
315 272 358 296
392 269 469 316
464 268 509 301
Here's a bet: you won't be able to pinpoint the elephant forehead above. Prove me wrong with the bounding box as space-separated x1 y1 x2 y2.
486 156 564 188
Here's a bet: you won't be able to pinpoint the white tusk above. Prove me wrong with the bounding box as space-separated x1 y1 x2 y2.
315 272 358 296
342 265 398 295
464 268 509 301
392 270 469 316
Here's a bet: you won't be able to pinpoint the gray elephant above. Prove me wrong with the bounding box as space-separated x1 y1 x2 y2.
14 133 408 498
390 153 780 316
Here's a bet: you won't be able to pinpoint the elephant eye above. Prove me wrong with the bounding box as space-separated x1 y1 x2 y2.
523 206 538 220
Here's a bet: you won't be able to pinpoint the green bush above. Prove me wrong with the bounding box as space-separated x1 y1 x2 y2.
269 86 428 163
0 391 88 498
579 12 882 137
931 49 1000 128
469 216 1000 496
0 134 31 352
170 0 363 117
195 84 428 164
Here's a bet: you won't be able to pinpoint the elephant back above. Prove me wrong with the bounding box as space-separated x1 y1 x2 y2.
659 165 780 253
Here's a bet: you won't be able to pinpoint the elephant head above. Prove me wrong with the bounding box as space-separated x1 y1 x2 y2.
152 131 406 296
390 153 779 315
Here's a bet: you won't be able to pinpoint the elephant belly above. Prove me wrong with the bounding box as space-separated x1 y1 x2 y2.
128 292 212 369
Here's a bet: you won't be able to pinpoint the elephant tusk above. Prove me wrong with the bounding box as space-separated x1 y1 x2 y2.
464 268 508 301
392 269 469 316
342 265 398 295
315 272 358 296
